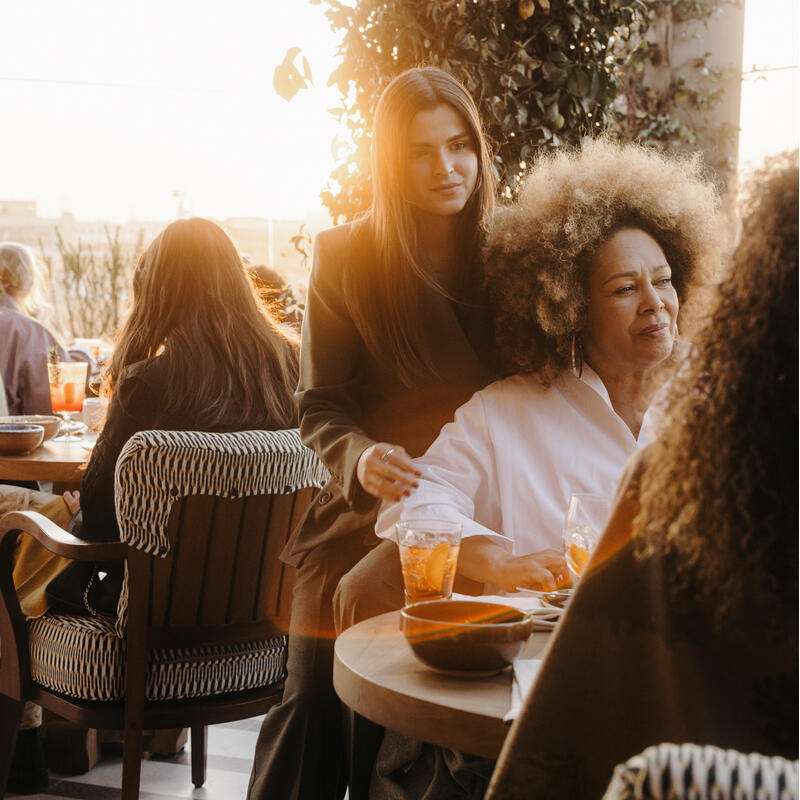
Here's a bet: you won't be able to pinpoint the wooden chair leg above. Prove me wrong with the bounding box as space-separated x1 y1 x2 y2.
0 695 24 798
191 724 207 788
121 715 144 800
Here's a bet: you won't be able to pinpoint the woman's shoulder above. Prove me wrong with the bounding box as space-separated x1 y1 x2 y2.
475 372 550 405
313 219 374 274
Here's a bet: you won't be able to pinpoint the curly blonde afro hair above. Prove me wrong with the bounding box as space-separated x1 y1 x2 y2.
484 138 724 381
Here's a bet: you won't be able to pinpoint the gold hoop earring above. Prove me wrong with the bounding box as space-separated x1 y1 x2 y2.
571 334 583 379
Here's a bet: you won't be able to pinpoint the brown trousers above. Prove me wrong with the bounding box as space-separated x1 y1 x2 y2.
246 535 397 800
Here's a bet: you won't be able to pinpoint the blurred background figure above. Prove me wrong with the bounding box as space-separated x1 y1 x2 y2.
0 243 70 415
249 264 304 332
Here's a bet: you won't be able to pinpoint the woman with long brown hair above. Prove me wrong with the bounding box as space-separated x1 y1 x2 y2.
487 150 799 800
6 216 299 793
75 216 299 545
248 67 498 800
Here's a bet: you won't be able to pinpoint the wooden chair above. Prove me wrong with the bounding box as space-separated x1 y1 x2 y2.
0 428 328 799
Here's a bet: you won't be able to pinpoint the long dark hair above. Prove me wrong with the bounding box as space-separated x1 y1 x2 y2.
344 67 495 386
105 217 299 429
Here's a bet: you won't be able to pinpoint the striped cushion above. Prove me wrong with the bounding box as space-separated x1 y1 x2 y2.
28 612 288 702
602 743 799 800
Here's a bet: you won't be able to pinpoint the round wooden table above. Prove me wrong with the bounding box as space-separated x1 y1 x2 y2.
333 609 551 760
0 432 98 485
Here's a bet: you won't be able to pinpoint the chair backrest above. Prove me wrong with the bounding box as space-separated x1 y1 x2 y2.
112 429 329 640
602 743 799 800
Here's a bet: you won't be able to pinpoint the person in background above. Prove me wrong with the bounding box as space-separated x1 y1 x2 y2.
247 66 498 800
0 242 69 416
5 217 300 795
249 263 304 332
487 150 799 800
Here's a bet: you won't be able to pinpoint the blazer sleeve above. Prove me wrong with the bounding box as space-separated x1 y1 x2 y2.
295 226 376 508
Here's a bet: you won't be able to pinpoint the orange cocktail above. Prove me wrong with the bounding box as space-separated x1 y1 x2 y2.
395 521 462 604
47 362 88 440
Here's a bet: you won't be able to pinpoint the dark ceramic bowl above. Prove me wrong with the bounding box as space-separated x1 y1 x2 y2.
400 599 534 675
0 415 61 442
0 424 45 454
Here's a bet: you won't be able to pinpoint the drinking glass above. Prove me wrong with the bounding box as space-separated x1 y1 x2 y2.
48 362 88 441
73 338 102 361
395 520 462 605
562 493 611 579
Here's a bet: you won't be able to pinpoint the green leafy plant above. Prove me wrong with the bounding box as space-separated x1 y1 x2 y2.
282 0 734 221
308 0 651 220
611 0 739 182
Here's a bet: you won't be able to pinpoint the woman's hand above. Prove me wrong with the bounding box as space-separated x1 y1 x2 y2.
458 536 568 592
62 490 80 516
497 549 568 593
357 443 421 502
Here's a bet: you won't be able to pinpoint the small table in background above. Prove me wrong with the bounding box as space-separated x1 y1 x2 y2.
0 431 98 488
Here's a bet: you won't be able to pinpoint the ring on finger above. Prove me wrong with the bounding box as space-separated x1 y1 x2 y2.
380 447 395 464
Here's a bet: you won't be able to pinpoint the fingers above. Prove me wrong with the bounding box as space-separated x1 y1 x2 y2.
520 565 557 592
357 443 421 502
62 490 80 515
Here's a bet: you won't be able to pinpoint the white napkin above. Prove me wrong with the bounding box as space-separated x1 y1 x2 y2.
450 592 562 629
450 592 542 610
504 658 542 723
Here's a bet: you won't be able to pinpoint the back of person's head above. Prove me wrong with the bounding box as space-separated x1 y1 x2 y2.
108 217 298 429
249 264 288 296
0 242 46 314
636 149 798 634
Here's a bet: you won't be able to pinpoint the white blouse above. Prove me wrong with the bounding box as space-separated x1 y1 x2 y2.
375 366 655 556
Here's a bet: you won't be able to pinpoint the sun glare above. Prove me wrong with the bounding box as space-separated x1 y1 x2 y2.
1 0 796 227
1 1 345 223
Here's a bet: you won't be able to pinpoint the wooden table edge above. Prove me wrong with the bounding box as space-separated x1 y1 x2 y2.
334 610 543 760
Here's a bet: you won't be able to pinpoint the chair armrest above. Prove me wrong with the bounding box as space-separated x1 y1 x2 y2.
0 510 128 561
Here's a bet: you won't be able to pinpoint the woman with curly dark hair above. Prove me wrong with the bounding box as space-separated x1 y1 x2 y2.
487 150 799 800
339 139 722 607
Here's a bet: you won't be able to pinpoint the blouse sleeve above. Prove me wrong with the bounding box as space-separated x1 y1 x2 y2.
78 367 153 541
295 226 376 509
374 389 509 549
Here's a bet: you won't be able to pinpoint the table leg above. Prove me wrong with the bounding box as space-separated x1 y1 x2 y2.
344 708 384 800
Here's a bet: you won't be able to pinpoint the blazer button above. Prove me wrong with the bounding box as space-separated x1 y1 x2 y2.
317 491 332 505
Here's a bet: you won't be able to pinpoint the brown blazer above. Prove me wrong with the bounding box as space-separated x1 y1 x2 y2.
282 221 497 566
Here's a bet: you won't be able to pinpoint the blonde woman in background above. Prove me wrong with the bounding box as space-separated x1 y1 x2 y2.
0 242 69 415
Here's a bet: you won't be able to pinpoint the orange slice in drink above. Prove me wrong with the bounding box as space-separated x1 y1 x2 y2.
425 542 450 592
568 542 591 574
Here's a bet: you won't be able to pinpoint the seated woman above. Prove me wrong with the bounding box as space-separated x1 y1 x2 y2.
486 151 799 800
0 242 69 415
335 138 722 627
6 217 299 794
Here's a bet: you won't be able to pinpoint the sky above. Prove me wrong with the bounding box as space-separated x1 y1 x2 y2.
1 0 797 223
1 0 344 222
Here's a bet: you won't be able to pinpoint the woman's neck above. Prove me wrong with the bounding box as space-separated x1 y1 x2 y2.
586 361 660 439
415 212 461 282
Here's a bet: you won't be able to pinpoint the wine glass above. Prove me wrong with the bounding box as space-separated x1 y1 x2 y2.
48 362 88 441
562 493 612 579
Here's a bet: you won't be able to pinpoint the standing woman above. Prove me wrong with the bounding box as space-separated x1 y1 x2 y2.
248 67 497 800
